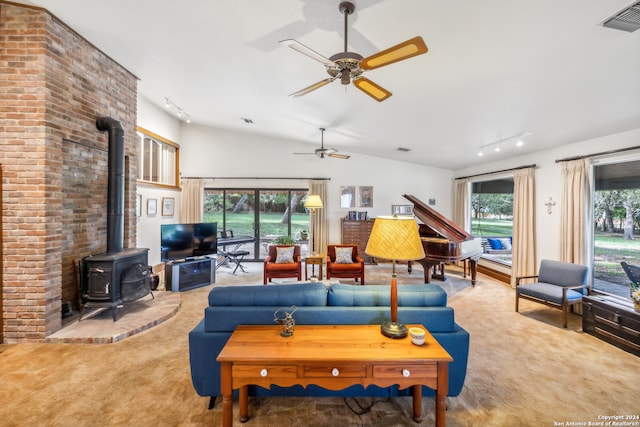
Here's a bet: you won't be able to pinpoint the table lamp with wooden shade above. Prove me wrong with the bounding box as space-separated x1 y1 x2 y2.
365 215 425 338
304 195 323 256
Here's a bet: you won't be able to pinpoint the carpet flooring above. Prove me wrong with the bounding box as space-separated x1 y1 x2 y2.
0 262 638 426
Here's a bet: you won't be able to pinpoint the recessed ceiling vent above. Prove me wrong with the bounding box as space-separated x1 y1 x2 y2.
602 1 640 32
396 147 411 152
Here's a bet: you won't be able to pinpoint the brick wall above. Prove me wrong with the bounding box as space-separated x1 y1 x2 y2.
0 2 139 342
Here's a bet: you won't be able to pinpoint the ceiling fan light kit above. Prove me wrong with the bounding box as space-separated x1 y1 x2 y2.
281 1 428 102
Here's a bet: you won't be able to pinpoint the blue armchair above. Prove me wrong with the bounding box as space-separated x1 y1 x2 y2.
515 259 589 328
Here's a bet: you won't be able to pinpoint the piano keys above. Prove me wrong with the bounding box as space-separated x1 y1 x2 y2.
403 194 483 286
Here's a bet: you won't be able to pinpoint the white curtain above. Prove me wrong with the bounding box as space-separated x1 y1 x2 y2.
308 180 327 255
180 178 203 223
453 178 470 231
511 167 536 287
560 159 590 264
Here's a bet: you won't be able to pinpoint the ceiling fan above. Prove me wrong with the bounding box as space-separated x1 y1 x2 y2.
280 1 428 102
294 128 350 159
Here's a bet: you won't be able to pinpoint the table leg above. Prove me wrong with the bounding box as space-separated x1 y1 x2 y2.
239 385 249 422
470 259 477 286
412 384 423 422
220 362 232 427
436 362 449 427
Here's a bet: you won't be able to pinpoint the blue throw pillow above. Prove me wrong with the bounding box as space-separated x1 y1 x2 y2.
487 238 502 250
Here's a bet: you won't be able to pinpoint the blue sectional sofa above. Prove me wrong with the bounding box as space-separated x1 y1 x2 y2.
188 282 469 407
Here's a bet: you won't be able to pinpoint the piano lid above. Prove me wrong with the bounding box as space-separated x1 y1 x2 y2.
403 194 474 244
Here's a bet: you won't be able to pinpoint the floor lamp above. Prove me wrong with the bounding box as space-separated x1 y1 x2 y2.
304 195 323 256
365 215 425 338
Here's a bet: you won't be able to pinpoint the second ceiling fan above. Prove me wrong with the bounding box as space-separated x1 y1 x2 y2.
281 1 428 102
294 128 350 160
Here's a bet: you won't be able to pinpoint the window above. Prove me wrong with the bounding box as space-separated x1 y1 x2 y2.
137 127 179 187
591 159 640 298
203 188 311 260
471 178 514 265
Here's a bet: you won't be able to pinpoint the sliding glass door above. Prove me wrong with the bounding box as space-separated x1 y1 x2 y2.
203 188 309 260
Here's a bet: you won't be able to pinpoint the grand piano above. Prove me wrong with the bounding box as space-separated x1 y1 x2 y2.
403 194 483 286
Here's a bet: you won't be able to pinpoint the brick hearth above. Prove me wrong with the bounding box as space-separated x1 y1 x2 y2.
45 291 181 344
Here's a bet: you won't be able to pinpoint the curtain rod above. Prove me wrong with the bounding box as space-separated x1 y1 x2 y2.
455 164 536 180
555 145 640 163
182 176 330 180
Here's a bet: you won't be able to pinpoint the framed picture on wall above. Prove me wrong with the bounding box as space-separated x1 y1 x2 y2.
136 194 142 217
340 186 356 208
162 197 175 216
147 198 157 216
358 186 373 208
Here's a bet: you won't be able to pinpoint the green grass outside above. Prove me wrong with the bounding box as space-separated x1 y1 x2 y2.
471 218 513 236
203 211 310 239
593 234 640 284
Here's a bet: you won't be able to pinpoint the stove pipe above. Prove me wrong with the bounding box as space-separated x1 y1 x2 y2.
96 117 124 253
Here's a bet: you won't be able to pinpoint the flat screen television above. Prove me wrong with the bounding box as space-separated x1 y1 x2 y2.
160 222 217 262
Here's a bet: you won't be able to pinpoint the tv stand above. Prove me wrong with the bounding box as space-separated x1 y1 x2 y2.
166 257 215 292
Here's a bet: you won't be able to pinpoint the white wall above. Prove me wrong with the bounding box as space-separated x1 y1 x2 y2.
454 127 640 265
179 123 454 245
136 97 184 264
136 97 455 265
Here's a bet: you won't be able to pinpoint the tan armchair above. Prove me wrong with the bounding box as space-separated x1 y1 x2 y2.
263 245 302 284
326 244 365 285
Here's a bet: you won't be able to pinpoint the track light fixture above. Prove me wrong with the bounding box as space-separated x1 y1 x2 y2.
477 131 531 157
163 97 191 123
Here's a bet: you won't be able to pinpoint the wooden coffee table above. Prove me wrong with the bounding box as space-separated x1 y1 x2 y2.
217 324 452 427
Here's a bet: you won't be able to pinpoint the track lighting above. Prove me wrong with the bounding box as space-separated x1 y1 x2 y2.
163 97 191 123
477 131 531 157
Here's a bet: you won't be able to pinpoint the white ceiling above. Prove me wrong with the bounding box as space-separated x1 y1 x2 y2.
21 0 640 169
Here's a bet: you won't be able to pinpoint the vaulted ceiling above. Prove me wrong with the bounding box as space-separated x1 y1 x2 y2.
21 0 640 169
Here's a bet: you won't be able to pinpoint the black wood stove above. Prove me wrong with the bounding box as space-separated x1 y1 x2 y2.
82 249 150 321
80 117 152 321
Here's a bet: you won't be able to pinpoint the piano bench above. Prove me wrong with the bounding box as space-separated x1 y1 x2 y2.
228 250 250 274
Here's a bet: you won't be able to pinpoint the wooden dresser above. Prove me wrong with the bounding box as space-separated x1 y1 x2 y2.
582 295 640 356
341 219 375 263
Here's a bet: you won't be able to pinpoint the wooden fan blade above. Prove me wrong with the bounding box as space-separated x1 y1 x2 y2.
328 153 350 159
289 78 335 97
280 39 336 67
353 77 392 102
360 36 428 70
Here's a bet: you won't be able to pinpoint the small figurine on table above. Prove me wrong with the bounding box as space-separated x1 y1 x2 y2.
274 305 297 337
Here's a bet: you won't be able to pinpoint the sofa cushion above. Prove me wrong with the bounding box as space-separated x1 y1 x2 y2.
327 283 447 307
516 283 585 305
328 263 362 273
205 305 457 333
208 283 327 306
537 259 588 291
